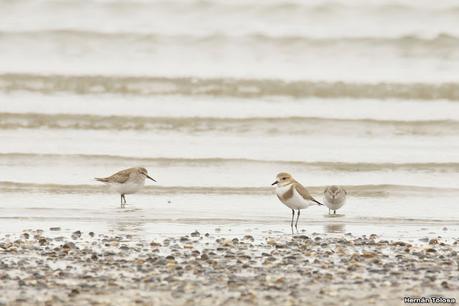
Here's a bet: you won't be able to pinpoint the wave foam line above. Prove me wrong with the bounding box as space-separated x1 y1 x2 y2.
1 153 459 172
1 112 459 131
2 73 459 100
1 181 458 197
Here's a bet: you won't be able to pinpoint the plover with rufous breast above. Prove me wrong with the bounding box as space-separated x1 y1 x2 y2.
272 172 323 232
95 167 156 208
324 185 347 215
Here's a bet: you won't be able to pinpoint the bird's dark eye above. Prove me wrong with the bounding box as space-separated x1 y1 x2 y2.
282 177 286 180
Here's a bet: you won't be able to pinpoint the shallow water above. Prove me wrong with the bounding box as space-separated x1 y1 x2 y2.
1 0 458 239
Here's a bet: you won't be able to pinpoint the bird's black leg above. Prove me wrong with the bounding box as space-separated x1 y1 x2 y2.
291 209 295 231
334 210 336 215
295 209 300 231
121 194 126 208
120 194 123 208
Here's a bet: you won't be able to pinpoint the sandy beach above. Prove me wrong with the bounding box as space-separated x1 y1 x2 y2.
1 229 458 306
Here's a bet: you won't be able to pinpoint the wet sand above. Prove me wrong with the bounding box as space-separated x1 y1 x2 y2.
1 229 458 306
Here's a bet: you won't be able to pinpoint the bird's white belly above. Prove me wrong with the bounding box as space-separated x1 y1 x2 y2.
110 181 144 194
276 185 315 210
324 198 346 210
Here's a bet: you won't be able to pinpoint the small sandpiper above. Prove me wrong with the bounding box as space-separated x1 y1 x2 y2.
272 172 323 232
323 185 347 215
95 167 156 208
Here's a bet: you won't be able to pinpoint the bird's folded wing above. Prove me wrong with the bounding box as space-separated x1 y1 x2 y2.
294 183 323 205
105 169 132 183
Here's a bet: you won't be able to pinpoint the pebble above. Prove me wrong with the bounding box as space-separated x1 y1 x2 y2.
71 231 82 240
0 232 458 305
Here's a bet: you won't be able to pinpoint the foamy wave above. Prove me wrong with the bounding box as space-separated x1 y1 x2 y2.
2 73 459 100
1 180 457 197
2 30 459 49
2 0 459 38
2 153 459 173
2 112 459 137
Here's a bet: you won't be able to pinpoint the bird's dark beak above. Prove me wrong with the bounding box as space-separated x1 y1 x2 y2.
271 180 279 186
146 175 157 182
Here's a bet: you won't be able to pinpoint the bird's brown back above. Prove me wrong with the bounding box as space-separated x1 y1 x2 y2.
95 168 137 184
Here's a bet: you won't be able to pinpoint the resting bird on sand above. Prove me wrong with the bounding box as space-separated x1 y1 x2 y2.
323 185 347 215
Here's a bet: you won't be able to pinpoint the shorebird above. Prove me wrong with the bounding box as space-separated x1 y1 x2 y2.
323 185 347 215
95 167 156 208
272 172 323 232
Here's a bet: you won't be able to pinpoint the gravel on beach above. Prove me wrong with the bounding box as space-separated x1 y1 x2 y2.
0 230 458 306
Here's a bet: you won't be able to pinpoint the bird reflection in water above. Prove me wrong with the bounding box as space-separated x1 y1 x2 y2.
324 223 346 233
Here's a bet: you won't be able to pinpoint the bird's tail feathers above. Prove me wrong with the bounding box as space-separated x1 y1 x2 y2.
95 177 108 183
